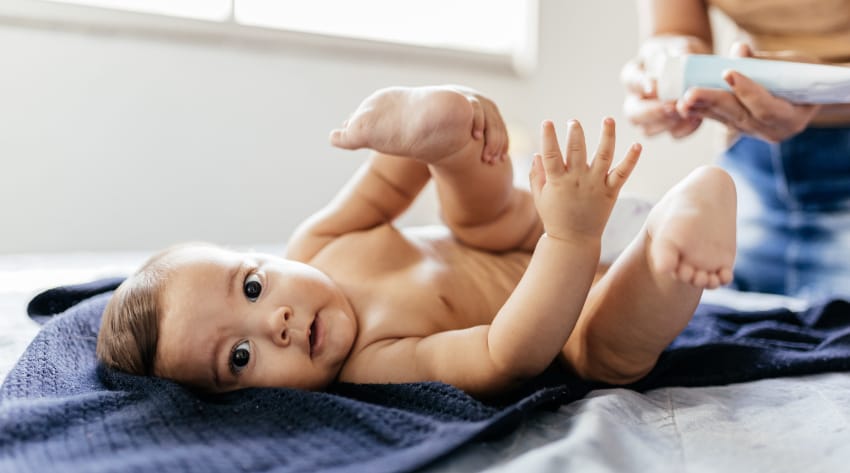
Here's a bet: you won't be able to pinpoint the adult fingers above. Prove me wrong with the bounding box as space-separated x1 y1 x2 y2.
680 87 755 132
624 95 681 136
723 70 816 140
669 116 703 138
621 58 655 98
729 41 753 58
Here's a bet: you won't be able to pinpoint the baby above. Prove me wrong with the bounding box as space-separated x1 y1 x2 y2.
97 85 736 398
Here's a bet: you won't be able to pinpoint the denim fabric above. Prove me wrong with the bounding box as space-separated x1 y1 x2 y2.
720 127 850 299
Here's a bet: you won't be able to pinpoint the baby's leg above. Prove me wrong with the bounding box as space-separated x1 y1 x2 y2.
562 166 737 384
331 86 542 252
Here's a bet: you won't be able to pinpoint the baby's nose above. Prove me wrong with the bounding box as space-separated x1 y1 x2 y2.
271 306 293 346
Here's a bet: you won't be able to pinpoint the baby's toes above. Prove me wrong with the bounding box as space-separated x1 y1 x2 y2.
676 262 695 282
691 269 709 287
718 267 733 285
329 119 367 150
329 128 353 149
706 273 721 289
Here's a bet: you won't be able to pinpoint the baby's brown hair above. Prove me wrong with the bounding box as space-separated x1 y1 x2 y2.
96 245 191 376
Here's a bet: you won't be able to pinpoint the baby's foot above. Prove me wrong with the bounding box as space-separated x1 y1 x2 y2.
329 86 480 164
646 166 737 289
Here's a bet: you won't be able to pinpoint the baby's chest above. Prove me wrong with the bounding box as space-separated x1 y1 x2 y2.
350 252 489 334
315 225 527 337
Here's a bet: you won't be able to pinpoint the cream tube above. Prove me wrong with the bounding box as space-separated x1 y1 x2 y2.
656 54 850 104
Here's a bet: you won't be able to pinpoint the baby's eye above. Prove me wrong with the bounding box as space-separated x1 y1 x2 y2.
230 341 250 374
243 273 262 302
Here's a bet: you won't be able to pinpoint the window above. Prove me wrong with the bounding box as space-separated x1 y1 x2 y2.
235 0 528 56
28 0 537 72
46 0 231 21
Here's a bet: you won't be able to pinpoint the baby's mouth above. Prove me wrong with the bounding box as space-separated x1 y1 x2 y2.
308 316 318 357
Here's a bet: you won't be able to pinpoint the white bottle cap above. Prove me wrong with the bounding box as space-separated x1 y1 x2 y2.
656 55 685 101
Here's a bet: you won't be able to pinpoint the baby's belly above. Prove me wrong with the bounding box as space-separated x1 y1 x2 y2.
414 234 531 328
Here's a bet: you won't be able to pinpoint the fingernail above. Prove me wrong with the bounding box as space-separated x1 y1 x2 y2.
473 130 483 139
725 73 735 87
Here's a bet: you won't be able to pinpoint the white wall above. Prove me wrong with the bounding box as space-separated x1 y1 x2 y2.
0 0 719 254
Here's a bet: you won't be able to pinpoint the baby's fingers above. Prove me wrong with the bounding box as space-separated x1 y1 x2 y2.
565 120 587 171
540 120 566 177
606 143 642 189
529 153 546 195
590 117 616 176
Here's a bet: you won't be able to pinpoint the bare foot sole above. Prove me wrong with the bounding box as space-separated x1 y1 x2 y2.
329 86 480 163
646 165 737 289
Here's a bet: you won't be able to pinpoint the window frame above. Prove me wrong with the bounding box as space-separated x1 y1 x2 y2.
0 0 538 76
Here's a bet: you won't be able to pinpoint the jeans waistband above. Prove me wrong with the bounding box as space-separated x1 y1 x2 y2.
721 127 850 211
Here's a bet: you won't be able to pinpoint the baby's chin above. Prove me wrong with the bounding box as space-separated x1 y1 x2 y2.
314 318 356 378
320 301 358 356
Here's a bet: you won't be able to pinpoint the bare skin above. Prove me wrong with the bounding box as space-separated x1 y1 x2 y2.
309 85 733 388
155 85 736 399
563 165 736 383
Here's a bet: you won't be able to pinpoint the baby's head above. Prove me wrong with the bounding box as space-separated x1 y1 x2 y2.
97 243 358 392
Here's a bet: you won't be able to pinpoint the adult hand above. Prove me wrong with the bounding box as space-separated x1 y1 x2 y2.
621 36 711 139
676 43 822 142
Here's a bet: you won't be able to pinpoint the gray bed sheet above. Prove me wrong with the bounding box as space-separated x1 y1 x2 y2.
426 289 849 472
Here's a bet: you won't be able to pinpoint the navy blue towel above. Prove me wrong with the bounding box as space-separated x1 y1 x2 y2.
2 280 850 473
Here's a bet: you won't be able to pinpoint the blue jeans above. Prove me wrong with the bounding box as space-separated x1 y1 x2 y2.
720 127 850 299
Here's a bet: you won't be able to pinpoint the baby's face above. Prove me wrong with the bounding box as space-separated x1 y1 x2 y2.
154 245 357 392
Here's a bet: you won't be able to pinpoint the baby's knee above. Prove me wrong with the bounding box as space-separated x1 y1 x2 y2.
564 333 656 385
688 165 735 190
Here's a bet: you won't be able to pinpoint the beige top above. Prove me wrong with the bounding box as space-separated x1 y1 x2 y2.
709 0 850 63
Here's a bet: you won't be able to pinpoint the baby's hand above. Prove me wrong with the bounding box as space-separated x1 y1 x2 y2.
529 118 641 242
446 85 509 164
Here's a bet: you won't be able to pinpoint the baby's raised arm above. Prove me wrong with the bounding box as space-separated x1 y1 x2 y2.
486 119 640 378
